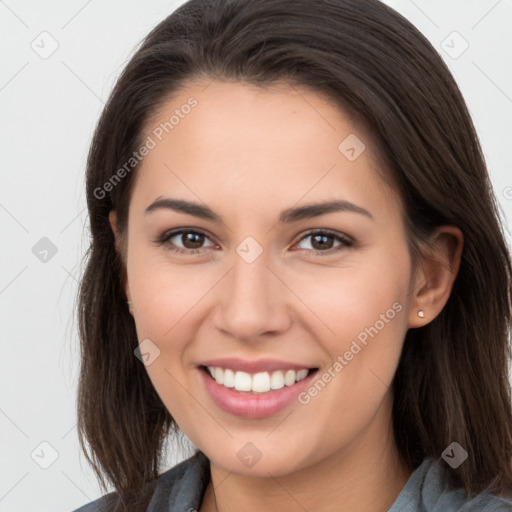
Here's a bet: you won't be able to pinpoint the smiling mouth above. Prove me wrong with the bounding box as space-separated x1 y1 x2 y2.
200 365 318 394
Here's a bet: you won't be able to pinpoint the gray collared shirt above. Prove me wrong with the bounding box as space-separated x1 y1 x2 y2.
72 451 512 511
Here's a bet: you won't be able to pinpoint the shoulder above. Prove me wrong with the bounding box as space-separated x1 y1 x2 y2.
71 450 210 512
389 457 512 511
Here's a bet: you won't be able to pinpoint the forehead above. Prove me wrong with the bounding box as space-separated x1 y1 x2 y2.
131 79 401 224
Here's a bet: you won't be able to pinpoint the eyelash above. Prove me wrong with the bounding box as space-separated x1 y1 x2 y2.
154 228 353 256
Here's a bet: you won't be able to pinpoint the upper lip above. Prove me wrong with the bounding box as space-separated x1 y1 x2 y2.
199 357 316 374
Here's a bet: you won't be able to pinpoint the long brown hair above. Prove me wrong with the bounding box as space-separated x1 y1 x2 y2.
77 0 512 509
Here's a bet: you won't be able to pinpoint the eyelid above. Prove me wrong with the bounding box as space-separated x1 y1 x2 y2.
294 228 353 245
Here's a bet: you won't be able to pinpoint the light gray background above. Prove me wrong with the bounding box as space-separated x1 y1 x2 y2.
1 1 511 511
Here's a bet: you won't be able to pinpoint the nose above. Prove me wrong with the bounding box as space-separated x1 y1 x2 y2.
212 251 292 343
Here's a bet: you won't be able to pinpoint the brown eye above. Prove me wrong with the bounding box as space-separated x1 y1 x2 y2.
295 230 353 254
157 229 216 253
177 231 206 249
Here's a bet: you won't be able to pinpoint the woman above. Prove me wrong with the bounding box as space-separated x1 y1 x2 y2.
72 0 512 510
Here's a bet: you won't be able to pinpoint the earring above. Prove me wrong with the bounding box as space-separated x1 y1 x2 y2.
417 310 425 318
127 300 133 313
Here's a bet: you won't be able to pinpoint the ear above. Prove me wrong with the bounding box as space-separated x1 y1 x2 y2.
109 210 132 310
408 226 463 328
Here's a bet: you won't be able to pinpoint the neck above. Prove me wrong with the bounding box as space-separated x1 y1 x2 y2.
200 395 414 512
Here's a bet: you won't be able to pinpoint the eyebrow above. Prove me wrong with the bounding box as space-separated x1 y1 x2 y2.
144 197 373 223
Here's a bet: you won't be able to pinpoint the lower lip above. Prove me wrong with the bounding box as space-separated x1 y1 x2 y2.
198 367 317 419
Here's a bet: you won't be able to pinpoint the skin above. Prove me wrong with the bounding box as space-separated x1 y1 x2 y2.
110 80 463 512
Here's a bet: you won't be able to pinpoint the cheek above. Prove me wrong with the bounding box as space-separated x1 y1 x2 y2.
127 253 218 342
289 261 410 454
126 258 205 421
290 252 411 375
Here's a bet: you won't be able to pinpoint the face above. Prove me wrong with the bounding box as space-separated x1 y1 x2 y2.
115 80 417 477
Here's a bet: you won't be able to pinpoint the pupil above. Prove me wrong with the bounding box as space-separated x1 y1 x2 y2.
183 232 204 249
312 234 333 250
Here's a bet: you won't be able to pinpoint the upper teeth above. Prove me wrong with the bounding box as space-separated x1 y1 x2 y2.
206 366 309 393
